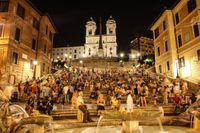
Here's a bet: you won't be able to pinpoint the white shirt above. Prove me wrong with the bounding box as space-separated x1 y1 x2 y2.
77 95 84 107
127 94 133 112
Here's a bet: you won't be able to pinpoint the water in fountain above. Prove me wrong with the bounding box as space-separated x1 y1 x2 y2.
157 118 167 133
10 104 29 117
96 115 103 133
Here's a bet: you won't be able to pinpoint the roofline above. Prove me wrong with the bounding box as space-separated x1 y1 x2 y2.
44 13 58 33
148 7 170 30
25 0 42 16
26 0 58 33
148 0 180 30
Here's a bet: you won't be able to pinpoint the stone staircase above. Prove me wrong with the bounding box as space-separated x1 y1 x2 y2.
51 104 181 120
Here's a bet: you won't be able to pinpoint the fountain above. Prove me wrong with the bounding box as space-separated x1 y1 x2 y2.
0 85 54 133
95 93 165 133
100 107 164 133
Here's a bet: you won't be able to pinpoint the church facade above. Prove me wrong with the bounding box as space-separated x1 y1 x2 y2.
52 16 118 60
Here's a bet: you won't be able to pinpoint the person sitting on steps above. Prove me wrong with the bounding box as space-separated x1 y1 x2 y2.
77 91 94 123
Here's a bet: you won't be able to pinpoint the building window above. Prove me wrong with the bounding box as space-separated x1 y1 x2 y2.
187 0 196 13
185 32 190 42
177 34 182 47
197 49 200 61
15 27 21 41
49 31 52 41
42 63 45 72
154 28 159 38
12 52 18 64
163 21 166 31
0 25 3 37
89 48 91 55
175 13 179 25
46 25 48 35
89 30 92 35
33 17 40 30
178 57 185 68
165 40 168 52
47 67 49 73
109 28 113 34
16 3 25 19
30 60 33 69
43 44 46 53
157 47 160 56
74 49 77 53
167 61 170 71
32 39 36 50
74 55 76 59
0 0 9 12
159 65 162 73
193 23 199 37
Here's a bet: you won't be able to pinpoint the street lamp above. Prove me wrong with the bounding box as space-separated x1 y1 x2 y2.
64 54 68 57
69 55 72 66
79 60 83 67
131 54 136 59
33 60 37 79
82 54 86 58
176 59 180 78
120 53 124 58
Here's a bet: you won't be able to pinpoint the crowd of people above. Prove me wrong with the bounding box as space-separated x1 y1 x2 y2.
14 65 200 120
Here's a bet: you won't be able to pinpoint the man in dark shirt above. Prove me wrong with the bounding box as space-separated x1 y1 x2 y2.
190 93 197 104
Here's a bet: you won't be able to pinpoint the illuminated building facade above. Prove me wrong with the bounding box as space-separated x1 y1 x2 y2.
52 16 118 61
150 0 200 82
0 0 56 84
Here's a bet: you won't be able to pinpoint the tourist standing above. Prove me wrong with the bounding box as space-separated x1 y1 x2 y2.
97 94 105 116
126 91 133 112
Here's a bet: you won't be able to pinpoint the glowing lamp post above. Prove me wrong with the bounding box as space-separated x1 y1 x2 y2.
33 60 38 79
79 60 83 67
120 53 124 58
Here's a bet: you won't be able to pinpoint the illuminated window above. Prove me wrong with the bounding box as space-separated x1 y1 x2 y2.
178 57 185 68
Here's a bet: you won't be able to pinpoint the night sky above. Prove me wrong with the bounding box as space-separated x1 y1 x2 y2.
30 0 177 53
